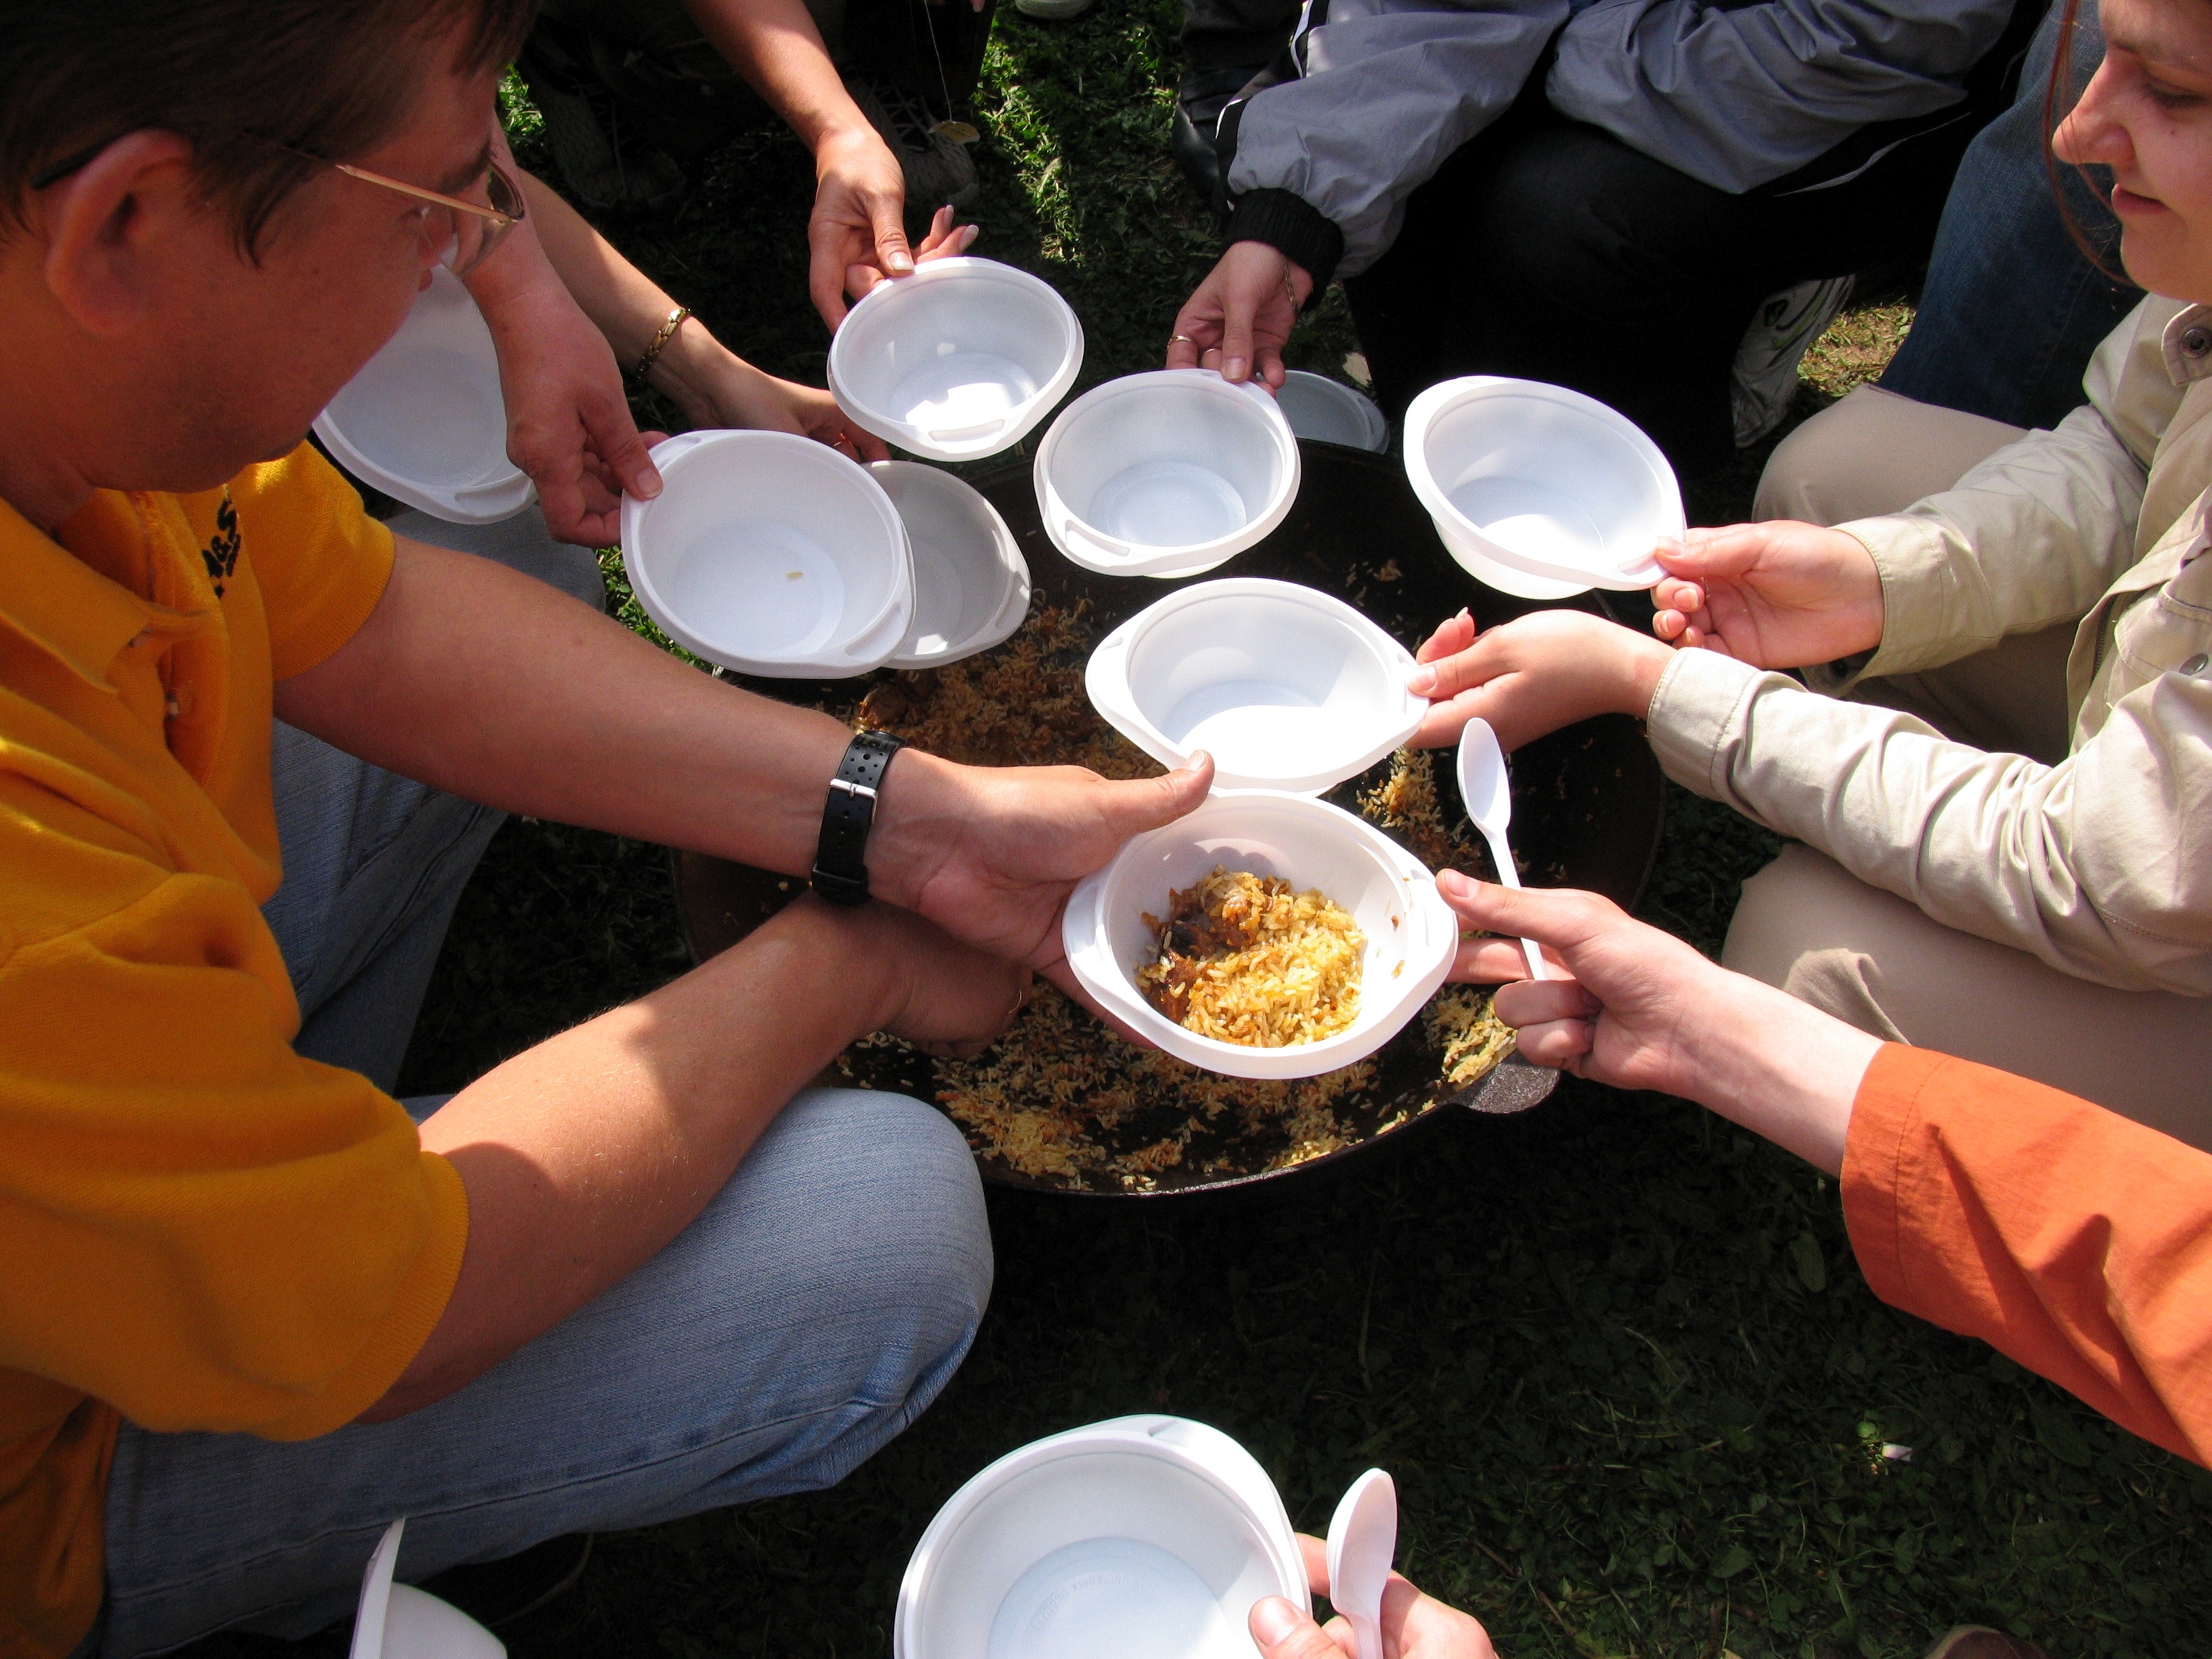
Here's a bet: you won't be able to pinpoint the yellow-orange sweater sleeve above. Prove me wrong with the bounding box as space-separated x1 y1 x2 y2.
1842 1044 2212 1467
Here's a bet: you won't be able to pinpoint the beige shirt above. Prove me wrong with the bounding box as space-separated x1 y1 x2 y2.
1647 295 2212 994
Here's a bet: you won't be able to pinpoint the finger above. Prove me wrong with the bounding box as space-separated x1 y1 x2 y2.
1435 869 1622 958
1256 342 1286 392
531 466 591 548
1298 1534 1330 1597
1492 975 1601 1028
810 239 852 332
848 423 891 462
1450 934 1539 984
1250 1598 1355 1659
1411 687 1493 750
1651 607 1687 643
1658 523 1769 578
1093 752 1214 840
916 218 979 264
1651 577 1704 615
872 196 916 277
1502 1013 1597 1069
579 390 661 505
1415 607 1475 666
1219 292 1257 384
1040 958 1158 1048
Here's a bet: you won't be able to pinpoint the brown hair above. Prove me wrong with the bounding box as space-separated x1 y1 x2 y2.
0 0 539 255
2043 0 2130 279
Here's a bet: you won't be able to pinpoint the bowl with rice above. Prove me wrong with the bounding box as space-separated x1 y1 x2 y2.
1063 790 1460 1080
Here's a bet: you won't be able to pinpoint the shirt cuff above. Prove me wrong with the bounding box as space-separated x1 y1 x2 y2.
1838 1042 1949 1313
1641 646 1767 798
1226 188 1344 295
1835 514 1963 681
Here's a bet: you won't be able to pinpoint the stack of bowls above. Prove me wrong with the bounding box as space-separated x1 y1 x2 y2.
896 1416 1307 1659
1068 577 1455 1082
1034 369 1301 578
314 266 534 524
1404 377 1683 599
1276 370 1389 453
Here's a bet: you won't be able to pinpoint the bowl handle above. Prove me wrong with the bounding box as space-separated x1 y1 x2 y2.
919 412 1012 445
1058 515 1136 560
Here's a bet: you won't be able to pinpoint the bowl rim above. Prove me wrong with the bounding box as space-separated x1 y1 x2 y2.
869 460 1033 669
1277 369 1389 453
618 428 914 678
1401 375 1682 591
1084 576 1426 793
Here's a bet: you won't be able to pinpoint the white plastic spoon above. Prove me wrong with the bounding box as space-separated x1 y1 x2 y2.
1456 718 1550 981
1327 1469 1397 1659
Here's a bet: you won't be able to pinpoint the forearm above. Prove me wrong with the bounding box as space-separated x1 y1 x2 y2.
1664 967 1879 1175
366 897 895 1417
682 0 867 151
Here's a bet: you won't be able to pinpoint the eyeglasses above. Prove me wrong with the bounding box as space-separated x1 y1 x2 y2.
28 139 527 277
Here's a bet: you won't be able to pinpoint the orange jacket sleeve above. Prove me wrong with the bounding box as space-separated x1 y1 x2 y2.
1842 1044 2212 1467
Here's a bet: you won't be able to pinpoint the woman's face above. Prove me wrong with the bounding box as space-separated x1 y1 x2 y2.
2057 0 2212 300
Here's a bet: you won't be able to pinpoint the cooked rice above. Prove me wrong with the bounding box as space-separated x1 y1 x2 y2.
1136 867 1365 1048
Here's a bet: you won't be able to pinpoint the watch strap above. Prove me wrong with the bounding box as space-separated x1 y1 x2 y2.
811 730 905 905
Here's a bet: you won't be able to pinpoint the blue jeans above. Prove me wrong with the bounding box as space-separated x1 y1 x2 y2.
1879 0 2140 430
92 509 994 1656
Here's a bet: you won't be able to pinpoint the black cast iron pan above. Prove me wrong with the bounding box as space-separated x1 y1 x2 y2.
671 441 1665 1198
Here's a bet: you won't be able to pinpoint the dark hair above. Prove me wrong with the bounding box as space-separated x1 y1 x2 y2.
2043 0 2129 279
0 0 539 254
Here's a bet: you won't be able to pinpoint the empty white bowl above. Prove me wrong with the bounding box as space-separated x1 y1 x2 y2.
1086 578 1425 794
1277 371 1389 452
350 1521 503 1659
1404 377 1683 598
896 1416 1306 1659
829 258 1084 462
619 430 913 678
1062 791 1459 1080
872 462 1031 668
315 267 534 525
1035 369 1301 578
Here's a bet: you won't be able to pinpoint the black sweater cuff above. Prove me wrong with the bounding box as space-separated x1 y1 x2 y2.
1226 188 1344 295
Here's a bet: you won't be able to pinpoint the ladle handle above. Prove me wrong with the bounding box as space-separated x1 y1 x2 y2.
1479 827 1550 982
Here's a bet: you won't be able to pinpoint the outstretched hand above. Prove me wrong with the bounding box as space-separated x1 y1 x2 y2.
1405 609 1673 751
1650 522 1885 668
819 203 979 331
1250 1535 1497 1659
1166 241 1313 390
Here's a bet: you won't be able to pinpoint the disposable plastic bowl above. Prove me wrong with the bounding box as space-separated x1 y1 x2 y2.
1403 377 1683 597
314 266 534 525
829 258 1084 462
619 430 914 678
896 1416 1307 1659
1085 578 1425 794
871 462 1031 668
1062 791 1459 1080
1277 370 1389 452
1035 369 1301 578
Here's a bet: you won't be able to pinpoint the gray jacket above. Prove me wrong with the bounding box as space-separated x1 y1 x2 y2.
1222 0 2016 283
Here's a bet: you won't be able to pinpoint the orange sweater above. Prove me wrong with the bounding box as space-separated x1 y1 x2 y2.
1844 1044 2212 1468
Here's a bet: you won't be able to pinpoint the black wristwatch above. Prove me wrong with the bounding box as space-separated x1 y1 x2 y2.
811 730 906 905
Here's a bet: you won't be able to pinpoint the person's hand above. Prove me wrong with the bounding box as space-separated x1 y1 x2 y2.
812 156 981 331
1650 522 1885 668
1438 873 1877 1172
694 355 891 462
1251 1535 1497 1659
856 898 1031 1060
476 271 664 547
1405 609 1673 751
869 751 1216 998
1166 241 1313 390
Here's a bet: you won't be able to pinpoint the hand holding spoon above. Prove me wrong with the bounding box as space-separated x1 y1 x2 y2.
1456 718 1550 981
1326 1469 1397 1659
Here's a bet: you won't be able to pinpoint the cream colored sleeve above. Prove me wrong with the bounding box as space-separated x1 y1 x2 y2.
1815 298 2182 688
1646 647 2212 994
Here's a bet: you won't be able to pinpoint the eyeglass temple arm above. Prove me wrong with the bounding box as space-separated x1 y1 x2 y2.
331 162 519 227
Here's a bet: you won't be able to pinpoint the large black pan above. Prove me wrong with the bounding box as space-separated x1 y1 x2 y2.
672 441 1666 1198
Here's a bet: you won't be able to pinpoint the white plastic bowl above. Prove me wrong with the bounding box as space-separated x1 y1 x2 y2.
1086 578 1425 794
350 1521 504 1659
896 1416 1306 1659
1277 370 1389 452
829 258 1084 462
871 462 1031 668
1404 377 1683 598
1062 791 1458 1080
314 267 534 525
1035 369 1301 578
619 430 914 678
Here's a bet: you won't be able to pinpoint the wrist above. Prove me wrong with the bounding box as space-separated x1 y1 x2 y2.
1617 630 1675 721
754 893 910 1039
863 748 970 914
649 319 745 428
1674 972 1879 1174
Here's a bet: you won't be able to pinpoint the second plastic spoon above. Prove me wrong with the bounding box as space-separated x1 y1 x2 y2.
1326 1469 1398 1659
1456 718 1549 981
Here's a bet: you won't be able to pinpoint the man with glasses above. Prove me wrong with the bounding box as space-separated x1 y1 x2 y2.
0 5 1210 1656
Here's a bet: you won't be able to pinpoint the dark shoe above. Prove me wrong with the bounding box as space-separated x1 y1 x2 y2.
845 72 979 207
1922 1628 2051 1659
516 24 688 217
1172 65 1264 216
417 1533 594 1631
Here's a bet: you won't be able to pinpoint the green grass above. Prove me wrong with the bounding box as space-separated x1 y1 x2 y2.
194 7 2212 1656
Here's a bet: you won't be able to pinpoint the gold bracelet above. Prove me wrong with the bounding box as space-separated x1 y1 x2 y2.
633 305 693 381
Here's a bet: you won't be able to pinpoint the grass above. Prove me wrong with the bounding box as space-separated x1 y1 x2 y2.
190 7 2212 1656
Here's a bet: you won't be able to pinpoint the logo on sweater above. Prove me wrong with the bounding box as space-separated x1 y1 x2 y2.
201 489 240 598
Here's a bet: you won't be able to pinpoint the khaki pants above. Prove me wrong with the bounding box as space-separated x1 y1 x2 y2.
1731 386 2212 1149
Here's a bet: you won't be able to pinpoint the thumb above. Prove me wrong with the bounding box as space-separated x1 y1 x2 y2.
1250 1598 1347 1659
582 388 661 502
1435 869 1618 956
1218 287 1258 384
1658 524 1767 579
1103 752 1214 836
873 200 916 276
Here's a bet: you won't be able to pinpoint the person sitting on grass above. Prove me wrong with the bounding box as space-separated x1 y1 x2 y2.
1399 0 2212 1151
0 5 1212 1656
1235 872 2212 1659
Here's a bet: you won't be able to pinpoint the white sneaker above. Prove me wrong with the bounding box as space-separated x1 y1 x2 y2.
1730 275 1854 447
